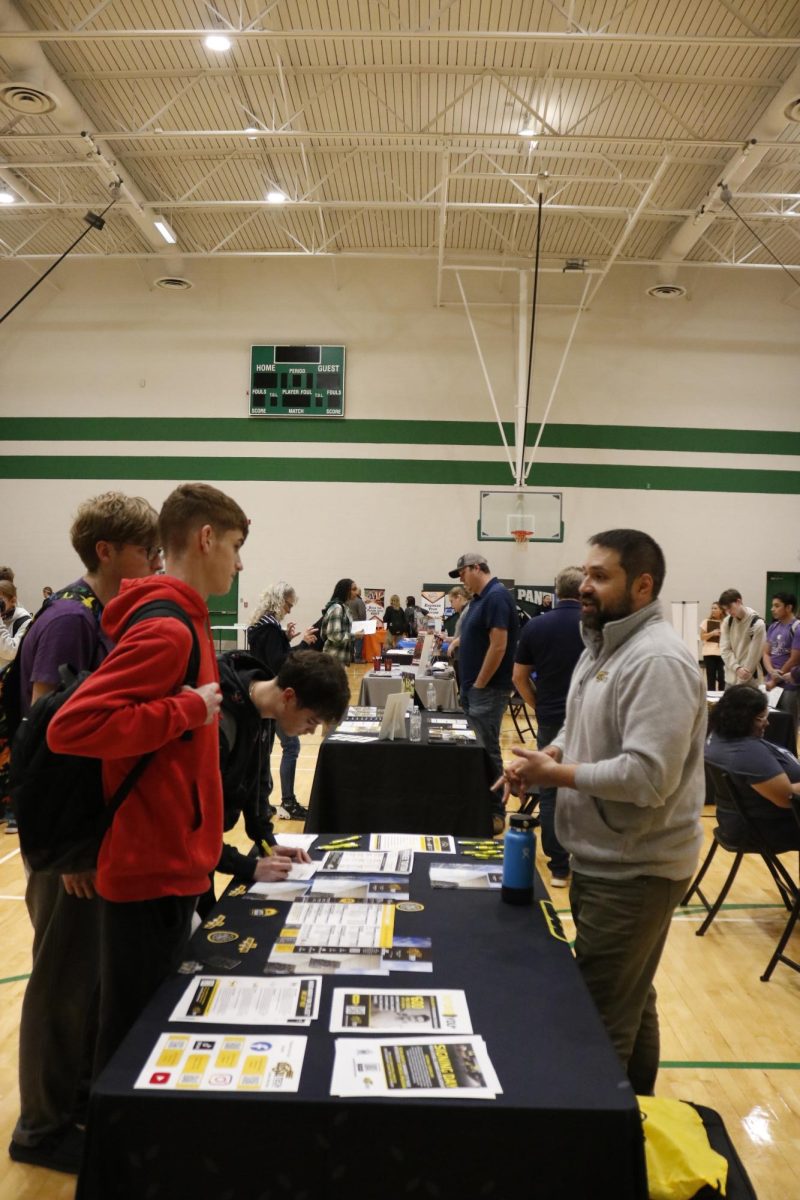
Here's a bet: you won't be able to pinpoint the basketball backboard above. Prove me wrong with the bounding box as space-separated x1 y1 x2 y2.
478 490 563 543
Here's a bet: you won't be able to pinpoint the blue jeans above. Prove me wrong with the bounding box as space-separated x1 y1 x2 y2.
461 685 507 817
535 719 570 877
276 723 300 801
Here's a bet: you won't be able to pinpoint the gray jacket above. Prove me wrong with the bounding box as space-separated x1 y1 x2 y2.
551 600 705 881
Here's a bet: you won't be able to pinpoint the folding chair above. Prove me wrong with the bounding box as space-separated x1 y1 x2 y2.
507 690 535 742
682 764 799 980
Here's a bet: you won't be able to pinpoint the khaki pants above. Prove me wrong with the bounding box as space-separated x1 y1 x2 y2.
570 871 689 1095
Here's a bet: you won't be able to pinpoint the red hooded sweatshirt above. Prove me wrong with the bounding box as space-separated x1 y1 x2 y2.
47 575 222 903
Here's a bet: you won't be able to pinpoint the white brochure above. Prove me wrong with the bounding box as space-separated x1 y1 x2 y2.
135 1031 307 1093
329 988 472 1034
170 975 321 1026
330 1035 501 1099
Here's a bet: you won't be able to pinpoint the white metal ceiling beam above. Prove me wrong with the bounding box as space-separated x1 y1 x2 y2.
7 131 798 152
58 67 787 88
4 248 798 271
2 29 798 47
8 199 798 220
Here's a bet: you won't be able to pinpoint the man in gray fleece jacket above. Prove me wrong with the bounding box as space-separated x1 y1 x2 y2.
504 529 705 1095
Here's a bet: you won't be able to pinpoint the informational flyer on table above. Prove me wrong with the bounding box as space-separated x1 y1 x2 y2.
329 988 472 1034
270 900 396 956
369 834 455 854
135 1032 307 1093
170 976 321 1026
330 1036 501 1098
429 862 502 890
319 850 414 875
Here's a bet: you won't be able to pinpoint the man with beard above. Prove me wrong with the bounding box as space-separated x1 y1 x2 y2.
502 529 705 1095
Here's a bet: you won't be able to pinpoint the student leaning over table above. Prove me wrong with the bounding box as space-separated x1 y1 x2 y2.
502 529 706 1097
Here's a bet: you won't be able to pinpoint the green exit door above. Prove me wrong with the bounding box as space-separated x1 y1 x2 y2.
208 575 240 649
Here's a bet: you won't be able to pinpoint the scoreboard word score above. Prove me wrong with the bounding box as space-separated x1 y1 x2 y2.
249 345 345 417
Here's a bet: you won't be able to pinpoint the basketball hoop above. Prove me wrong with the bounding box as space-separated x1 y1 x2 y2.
511 529 533 549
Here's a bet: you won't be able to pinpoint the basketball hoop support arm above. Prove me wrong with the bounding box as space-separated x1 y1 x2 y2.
455 271 516 480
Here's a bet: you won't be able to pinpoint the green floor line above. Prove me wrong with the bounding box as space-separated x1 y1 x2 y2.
660 1060 800 1070
0 973 31 985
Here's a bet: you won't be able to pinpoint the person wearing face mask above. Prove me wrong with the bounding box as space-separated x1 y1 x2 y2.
501 529 706 1098
248 582 318 821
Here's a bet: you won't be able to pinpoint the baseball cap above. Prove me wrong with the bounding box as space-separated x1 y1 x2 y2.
448 552 489 579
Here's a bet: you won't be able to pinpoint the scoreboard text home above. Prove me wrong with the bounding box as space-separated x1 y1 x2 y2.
249 345 346 417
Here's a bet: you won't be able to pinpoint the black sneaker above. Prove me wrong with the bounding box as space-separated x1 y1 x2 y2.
9 1125 85 1174
276 797 308 821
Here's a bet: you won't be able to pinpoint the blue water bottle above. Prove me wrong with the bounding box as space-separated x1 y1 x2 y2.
501 812 536 906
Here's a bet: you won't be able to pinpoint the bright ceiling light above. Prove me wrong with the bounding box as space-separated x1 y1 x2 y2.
204 34 232 52
519 128 539 145
153 215 178 244
245 126 259 141
266 190 288 204
0 189 16 205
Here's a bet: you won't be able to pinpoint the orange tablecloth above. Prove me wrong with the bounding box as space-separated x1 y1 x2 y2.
360 629 386 661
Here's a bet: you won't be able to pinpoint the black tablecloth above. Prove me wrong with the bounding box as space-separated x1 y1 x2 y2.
305 712 495 836
78 838 647 1200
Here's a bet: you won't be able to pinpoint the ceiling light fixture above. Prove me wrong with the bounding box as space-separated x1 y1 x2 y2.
245 126 259 141
153 215 178 244
0 189 16 205
266 190 287 204
204 34 232 52
519 127 538 141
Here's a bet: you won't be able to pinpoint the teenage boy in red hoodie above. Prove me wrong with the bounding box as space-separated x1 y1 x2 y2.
48 482 248 1073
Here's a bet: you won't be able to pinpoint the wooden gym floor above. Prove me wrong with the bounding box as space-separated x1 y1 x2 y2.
0 661 797 1199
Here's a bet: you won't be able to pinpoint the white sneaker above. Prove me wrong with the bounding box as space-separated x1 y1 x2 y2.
549 875 569 889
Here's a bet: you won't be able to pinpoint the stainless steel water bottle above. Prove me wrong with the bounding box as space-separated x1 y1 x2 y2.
501 811 536 905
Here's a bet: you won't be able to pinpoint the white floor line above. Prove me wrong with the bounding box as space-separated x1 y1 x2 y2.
0 846 21 865
0 894 25 901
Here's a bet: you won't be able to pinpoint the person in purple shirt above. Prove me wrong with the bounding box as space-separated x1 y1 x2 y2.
10 491 160 1176
762 592 800 726
512 567 584 886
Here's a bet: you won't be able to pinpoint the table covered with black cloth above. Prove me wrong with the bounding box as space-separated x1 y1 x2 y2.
305 711 494 836
77 838 647 1200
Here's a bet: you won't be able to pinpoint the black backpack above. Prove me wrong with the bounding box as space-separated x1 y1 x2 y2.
10 600 200 874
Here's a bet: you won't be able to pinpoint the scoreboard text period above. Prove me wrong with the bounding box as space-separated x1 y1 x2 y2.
249 345 345 417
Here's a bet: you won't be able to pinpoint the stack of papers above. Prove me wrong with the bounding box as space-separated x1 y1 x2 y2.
330 1036 501 1098
135 1032 307 1093
429 862 502 890
319 850 414 874
329 988 471 1034
170 975 321 1026
369 834 454 854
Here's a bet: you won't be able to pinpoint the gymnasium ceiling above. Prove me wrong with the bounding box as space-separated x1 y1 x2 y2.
1 0 800 293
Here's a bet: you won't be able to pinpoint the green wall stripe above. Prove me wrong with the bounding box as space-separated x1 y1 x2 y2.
1 456 796 494
2 417 798 456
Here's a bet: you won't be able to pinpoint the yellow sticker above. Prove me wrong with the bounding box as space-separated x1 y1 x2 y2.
396 901 424 912
238 937 257 954
204 915 226 929
207 930 239 944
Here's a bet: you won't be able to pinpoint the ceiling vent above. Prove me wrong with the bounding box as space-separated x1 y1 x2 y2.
783 97 800 123
153 276 193 291
646 283 687 299
0 81 58 116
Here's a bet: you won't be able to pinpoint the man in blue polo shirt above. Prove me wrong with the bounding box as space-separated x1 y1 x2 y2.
512 566 584 886
448 552 518 835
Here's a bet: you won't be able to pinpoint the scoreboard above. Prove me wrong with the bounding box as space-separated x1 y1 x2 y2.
249 345 345 417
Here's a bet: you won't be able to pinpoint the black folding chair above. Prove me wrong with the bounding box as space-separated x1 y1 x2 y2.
682 764 799 980
507 690 535 742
